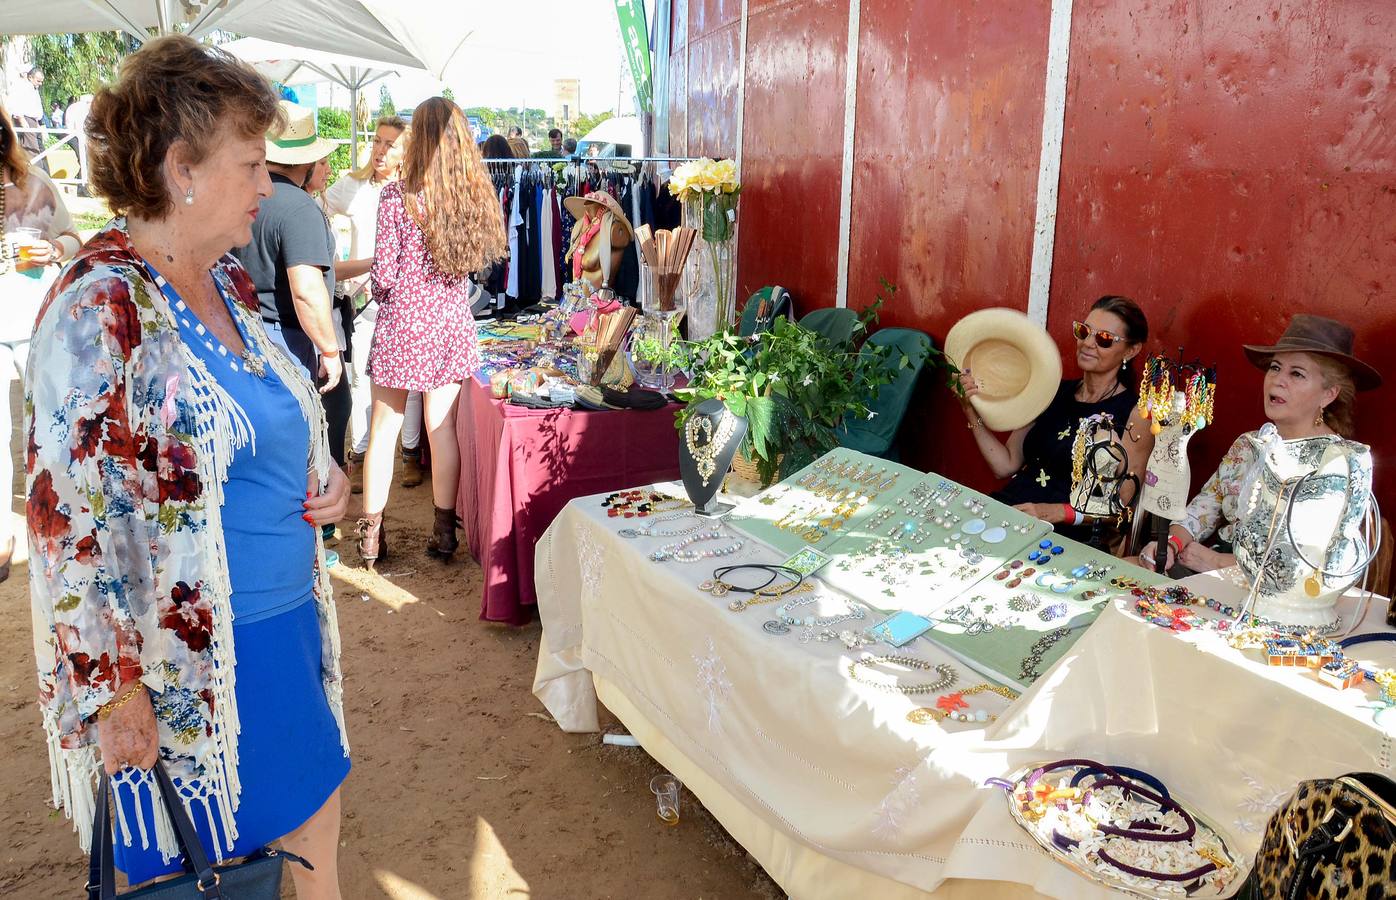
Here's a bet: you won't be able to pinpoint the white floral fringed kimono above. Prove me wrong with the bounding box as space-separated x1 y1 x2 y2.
25 220 348 859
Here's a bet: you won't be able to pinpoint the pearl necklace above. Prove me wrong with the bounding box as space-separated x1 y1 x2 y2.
618 512 703 539
650 530 744 562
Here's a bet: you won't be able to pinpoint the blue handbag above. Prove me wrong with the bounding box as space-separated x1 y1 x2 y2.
86 763 311 899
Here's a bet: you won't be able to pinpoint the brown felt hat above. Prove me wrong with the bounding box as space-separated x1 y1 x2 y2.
1242 314 1381 391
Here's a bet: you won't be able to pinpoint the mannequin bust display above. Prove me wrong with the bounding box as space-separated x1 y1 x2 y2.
678 397 748 515
565 191 633 292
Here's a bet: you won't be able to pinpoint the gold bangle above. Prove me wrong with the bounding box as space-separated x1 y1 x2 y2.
97 684 144 721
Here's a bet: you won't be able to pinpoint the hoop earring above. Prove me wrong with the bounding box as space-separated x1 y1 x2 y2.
184 187 194 206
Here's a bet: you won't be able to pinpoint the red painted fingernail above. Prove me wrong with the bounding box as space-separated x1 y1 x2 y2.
302 514 314 524
306 490 313 499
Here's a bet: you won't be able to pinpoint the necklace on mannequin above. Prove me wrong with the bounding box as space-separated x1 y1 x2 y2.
685 408 738 486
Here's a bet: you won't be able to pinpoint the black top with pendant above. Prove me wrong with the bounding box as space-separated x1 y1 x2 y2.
991 379 1138 537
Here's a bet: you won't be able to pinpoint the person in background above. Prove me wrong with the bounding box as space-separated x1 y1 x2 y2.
46 100 63 129
1139 314 1379 574
533 127 564 158
358 97 507 567
302 154 349 563
233 101 342 393
481 133 515 159
7 68 46 166
956 296 1155 544
321 115 428 493
25 35 349 894
0 103 80 582
507 125 523 138
563 137 577 155
507 134 530 158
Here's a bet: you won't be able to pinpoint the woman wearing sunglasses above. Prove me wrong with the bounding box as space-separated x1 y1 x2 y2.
957 295 1153 542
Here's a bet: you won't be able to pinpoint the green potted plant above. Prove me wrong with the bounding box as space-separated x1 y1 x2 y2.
665 290 906 487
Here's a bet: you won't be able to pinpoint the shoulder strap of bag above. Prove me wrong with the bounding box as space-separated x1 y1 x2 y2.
87 765 226 900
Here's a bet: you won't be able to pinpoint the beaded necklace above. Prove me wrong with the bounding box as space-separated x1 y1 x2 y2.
907 683 1021 724
847 655 959 695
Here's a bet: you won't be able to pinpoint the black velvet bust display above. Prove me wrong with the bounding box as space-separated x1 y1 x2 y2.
677 398 748 516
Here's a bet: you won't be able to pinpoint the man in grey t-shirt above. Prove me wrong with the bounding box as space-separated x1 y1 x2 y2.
233 102 342 391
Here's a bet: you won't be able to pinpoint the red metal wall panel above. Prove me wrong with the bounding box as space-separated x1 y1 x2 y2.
676 0 1396 515
849 1 1052 484
687 24 741 157
1053 0 1396 519
733 0 850 306
668 0 690 155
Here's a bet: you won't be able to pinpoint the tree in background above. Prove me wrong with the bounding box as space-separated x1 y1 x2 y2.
378 83 396 116
26 32 131 112
572 110 614 140
316 107 352 181
441 87 455 102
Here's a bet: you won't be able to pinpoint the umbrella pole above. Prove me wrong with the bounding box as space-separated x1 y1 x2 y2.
350 84 359 170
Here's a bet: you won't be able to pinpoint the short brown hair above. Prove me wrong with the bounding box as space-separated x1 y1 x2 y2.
86 35 281 220
1314 355 1359 439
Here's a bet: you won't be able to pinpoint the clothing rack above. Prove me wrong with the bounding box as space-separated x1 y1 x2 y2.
479 156 701 166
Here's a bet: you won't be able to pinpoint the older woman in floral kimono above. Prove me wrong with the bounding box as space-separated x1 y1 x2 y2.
26 36 350 897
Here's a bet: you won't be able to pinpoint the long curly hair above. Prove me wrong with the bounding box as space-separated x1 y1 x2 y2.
400 97 506 276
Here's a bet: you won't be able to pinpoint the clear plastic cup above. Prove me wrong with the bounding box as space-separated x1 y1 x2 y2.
650 774 682 826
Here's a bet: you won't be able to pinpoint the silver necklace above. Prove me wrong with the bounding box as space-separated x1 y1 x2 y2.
847 655 959 694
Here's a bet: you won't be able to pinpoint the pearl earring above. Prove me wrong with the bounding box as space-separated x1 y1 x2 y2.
184 188 194 206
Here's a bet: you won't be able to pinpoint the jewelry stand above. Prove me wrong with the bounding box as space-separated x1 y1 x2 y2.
678 397 748 518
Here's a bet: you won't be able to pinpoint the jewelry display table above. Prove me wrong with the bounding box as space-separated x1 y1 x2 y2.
456 375 682 624
532 485 1395 899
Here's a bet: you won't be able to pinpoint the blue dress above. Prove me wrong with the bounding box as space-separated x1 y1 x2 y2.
112 266 350 884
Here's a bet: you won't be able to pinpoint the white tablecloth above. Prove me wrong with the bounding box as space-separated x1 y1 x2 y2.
532 489 1396 899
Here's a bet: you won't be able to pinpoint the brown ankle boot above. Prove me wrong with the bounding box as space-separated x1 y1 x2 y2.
400 451 425 488
346 451 364 494
426 506 460 558
357 513 387 569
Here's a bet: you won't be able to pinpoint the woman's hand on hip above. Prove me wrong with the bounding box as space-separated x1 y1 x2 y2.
96 687 159 775
303 464 349 526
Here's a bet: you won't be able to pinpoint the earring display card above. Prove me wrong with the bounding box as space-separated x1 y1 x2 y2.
817 473 1053 617
921 539 1170 689
725 448 925 558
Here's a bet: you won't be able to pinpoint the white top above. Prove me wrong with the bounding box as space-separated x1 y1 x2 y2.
322 172 389 300
2 167 75 343
64 95 93 136
5 78 42 120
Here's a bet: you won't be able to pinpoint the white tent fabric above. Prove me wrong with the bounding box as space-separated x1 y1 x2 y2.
221 36 418 167
0 0 466 78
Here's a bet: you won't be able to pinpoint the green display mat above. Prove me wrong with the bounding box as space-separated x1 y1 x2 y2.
918 538 1170 689
726 448 926 558
727 449 1172 688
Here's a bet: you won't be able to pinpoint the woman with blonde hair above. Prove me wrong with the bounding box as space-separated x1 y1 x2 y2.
358 96 507 565
0 101 80 582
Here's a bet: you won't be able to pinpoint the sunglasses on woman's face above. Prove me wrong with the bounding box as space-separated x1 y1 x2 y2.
1072 320 1124 349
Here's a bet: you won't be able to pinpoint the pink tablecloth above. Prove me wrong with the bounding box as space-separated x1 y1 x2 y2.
457 376 682 624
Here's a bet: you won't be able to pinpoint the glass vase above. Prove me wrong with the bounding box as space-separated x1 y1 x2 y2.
682 196 738 339
630 265 685 392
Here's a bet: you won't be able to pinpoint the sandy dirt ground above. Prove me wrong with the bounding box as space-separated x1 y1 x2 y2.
0 383 781 899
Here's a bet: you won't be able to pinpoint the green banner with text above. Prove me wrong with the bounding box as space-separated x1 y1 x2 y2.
615 0 654 114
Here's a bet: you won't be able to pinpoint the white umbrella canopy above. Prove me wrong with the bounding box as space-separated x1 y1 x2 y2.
0 0 466 77
221 36 419 167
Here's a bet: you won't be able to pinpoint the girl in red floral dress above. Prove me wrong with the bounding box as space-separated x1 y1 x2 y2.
358 97 507 565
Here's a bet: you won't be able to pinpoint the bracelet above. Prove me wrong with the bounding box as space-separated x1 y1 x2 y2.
97 684 144 721
1061 503 1084 526
848 655 958 695
1167 535 1184 554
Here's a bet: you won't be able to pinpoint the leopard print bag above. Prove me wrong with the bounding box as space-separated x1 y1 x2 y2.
1239 772 1395 899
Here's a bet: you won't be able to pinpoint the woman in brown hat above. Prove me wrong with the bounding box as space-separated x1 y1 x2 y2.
1141 314 1381 573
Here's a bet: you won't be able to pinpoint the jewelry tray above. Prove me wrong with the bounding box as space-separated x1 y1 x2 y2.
1001 761 1251 899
